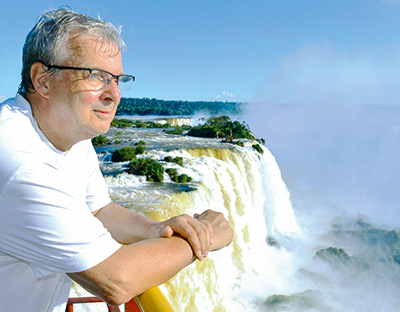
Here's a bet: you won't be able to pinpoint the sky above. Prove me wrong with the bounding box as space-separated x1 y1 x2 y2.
2 0 400 104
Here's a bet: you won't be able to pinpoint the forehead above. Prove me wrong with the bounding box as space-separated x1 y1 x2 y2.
66 35 121 67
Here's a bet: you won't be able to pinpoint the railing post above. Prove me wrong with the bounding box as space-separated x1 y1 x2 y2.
66 303 74 312
66 297 142 312
125 298 143 312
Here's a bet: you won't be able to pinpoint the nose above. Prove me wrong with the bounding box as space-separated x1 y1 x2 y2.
100 78 121 105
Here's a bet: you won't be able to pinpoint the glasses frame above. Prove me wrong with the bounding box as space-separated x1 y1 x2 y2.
45 64 135 91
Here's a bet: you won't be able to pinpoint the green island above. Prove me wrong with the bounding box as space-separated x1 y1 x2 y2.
93 114 265 182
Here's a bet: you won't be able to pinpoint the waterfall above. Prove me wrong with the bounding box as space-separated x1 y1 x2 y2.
98 141 302 311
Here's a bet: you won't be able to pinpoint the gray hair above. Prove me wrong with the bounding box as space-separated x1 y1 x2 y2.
19 7 126 94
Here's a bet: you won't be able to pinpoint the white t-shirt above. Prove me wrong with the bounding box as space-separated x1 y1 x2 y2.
0 94 122 312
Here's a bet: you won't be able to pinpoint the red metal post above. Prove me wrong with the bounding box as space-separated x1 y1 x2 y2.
66 296 142 312
125 298 143 312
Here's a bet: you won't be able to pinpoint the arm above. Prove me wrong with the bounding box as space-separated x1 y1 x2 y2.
93 201 214 260
92 201 161 244
69 206 233 306
68 235 195 306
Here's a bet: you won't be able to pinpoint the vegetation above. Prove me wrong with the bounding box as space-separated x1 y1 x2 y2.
104 115 266 182
134 144 145 155
111 118 170 129
91 135 108 146
165 168 193 183
178 174 192 183
187 116 255 141
164 125 191 135
116 97 243 116
164 156 184 167
110 118 135 128
252 144 264 154
133 120 170 129
128 158 165 182
165 168 179 182
111 146 145 162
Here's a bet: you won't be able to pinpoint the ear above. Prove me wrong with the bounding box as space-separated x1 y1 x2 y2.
30 62 50 100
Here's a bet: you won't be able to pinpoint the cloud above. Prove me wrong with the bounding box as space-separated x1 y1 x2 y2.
255 40 400 105
214 91 236 101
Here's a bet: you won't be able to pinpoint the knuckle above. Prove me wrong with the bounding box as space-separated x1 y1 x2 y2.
196 227 205 236
187 228 198 238
178 213 190 221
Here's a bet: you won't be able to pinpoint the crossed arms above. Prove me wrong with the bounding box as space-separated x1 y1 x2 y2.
67 201 233 306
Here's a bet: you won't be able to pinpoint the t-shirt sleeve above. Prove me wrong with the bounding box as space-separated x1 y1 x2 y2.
0 160 121 279
84 143 112 212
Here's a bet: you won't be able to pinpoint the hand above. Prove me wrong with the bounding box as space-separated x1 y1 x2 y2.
194 210 233 252
150 214 213 261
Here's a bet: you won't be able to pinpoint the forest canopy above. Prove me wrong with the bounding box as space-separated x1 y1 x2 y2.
116 97 244 116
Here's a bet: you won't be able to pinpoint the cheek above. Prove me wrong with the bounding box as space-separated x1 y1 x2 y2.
76 91 101 114
81 90 102 103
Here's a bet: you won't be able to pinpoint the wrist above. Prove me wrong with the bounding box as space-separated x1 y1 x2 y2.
171 234 197 263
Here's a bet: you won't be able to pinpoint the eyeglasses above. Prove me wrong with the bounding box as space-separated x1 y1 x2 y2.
46 65 135 91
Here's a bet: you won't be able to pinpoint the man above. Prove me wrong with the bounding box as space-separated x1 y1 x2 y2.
0 8 233 312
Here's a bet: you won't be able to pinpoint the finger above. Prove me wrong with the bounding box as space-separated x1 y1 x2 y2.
204 219 214 245
194 213 213 247
187 218 212 259
179 221 203 260
163 215 203 260
161 214 213 260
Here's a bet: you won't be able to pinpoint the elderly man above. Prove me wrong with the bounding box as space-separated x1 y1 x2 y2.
0 8 233 312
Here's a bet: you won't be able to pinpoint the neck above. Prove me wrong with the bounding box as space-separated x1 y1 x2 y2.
25 93 76 152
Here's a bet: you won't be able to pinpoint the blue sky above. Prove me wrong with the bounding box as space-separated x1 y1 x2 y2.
2 0 400 104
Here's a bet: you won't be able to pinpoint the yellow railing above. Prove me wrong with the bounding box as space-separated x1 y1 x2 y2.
67 286 175 312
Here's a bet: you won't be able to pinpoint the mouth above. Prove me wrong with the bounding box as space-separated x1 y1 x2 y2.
93 109 113 119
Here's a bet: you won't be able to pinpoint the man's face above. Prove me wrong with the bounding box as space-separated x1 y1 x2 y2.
47 36 123 142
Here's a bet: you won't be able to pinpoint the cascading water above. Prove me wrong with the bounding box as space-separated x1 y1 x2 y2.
153 146 302 312
73 125 303 312
71 120 400 311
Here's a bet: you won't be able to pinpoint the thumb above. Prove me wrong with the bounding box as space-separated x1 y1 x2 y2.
159 225 174 238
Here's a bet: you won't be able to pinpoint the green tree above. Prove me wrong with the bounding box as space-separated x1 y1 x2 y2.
128 158 165 182
187 116 255 141
91 135 108 146
112 147 138 162
135 145 145 155
164 156 183 166
178 174 192 183
252 144 264 154
166 168 179 182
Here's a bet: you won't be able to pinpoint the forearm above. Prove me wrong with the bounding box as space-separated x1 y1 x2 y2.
68 235 195 305
72 208 233 306
94 201 158 244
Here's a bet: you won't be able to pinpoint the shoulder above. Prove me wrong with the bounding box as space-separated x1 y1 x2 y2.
0 98 48 181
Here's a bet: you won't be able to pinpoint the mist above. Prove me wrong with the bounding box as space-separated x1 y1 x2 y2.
243 102 400 228
240 101 400 311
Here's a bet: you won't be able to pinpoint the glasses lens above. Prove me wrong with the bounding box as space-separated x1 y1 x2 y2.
88 70 106 90
118 76 134 91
